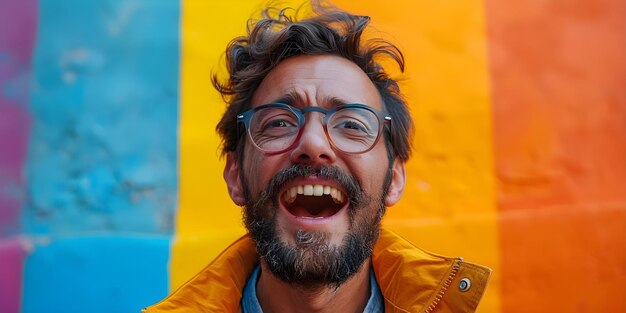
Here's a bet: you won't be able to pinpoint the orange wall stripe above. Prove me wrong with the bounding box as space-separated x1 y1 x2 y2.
486 0 626 311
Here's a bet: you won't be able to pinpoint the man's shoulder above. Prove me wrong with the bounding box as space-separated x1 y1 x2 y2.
142 235 257 313
373 228 492 313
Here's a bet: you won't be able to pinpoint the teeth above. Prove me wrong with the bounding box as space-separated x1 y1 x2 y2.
334 191 343 204
283 184 346 205
303 185 313 196
313 185 324 196
289 187 297 199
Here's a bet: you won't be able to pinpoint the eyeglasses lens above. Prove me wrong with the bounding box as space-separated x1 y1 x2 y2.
248 106 380 153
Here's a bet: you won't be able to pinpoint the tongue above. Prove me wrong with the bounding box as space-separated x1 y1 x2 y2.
290 205 328 218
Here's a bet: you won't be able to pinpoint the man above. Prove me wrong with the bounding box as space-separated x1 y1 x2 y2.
145 3 490 313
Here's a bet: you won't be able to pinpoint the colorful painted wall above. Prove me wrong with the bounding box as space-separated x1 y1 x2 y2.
0 0 624 312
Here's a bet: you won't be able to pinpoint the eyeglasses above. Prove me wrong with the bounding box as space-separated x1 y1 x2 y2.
237 103 391 155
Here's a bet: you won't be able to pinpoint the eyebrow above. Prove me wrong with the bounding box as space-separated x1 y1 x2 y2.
270 91 351 108
271 91 302 105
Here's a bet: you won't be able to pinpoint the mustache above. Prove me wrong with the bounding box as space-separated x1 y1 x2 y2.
245 164 368 214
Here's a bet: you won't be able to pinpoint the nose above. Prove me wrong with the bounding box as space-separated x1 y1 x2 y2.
289 112 337 164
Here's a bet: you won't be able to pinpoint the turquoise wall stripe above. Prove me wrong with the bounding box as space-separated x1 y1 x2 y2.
24 0 180 234
20 1 180 311
22 236 171 313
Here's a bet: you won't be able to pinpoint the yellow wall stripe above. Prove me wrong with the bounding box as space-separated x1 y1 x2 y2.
174 0 259 289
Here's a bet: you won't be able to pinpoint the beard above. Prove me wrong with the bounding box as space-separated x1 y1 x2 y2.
241 164 391 288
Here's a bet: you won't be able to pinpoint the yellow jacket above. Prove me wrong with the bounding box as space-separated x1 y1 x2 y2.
144 228 491 312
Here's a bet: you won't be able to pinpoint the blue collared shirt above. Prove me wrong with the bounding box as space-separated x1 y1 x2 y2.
241 265 384 312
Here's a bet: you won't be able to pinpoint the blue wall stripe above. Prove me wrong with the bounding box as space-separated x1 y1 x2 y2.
22 236 171 313
24 0 179 234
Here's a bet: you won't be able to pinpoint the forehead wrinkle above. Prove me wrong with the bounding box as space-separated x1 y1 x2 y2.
269 89 347 108
271 92 353 110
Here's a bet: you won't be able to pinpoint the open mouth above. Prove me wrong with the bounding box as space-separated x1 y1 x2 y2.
281 184 348 219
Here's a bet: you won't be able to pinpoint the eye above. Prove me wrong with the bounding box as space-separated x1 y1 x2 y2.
253 108 299 132
328 108 379 140
262 116 297 130
335 119 368 132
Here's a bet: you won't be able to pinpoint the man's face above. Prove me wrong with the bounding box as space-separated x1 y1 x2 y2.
224 55 405 287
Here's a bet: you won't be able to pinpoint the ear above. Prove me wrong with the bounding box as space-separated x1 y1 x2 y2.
224 152 245 206
385 158 406 207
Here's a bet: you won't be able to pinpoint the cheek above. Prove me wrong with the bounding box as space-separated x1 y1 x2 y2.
242 147 284 194
241 146 262 194
349 148 390 192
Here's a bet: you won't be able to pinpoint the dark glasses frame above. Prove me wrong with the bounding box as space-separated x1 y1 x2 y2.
237 103 392 155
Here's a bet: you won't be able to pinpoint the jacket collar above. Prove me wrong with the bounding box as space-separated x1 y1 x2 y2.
372 229 491 312
144 228 491 312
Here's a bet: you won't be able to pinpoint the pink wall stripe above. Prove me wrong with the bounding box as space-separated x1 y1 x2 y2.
0 0 36 233
0 0 37 312
0 239 26 313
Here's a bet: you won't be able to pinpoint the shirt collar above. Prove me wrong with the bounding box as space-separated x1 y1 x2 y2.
241 265 383 313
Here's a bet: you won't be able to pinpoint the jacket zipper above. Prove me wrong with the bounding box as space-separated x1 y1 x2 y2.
422 257 463 313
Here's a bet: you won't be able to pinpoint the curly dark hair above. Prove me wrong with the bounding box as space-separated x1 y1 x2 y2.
213 3 413 162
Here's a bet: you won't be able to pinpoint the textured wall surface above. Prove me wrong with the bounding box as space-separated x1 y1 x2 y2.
486 0 626 311
1 0 179 312
25 0 179 235
0 0 624 312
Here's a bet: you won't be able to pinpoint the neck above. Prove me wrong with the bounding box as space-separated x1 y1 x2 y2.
256 259 372 313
